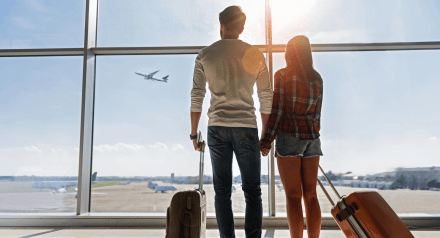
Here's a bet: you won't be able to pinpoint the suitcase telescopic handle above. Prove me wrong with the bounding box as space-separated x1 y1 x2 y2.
197 131 205 192
317 165 342 205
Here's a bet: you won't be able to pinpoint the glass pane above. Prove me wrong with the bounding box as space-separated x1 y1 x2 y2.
273 51 440 214
272 0 440 44
0 57 83 213
0 0 86 49
91 55 269 215
97 0 265 47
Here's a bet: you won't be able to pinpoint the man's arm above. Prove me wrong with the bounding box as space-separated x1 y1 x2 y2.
256 54 273 116
261 113 270 139
190 53 206 151
256 53 273 139
191 111 202 151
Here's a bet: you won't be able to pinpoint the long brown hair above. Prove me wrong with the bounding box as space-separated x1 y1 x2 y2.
285 35 316 80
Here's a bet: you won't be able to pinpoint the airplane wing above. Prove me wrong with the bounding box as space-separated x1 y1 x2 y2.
148 70 159 77
135 71 148 77
151 77 166 83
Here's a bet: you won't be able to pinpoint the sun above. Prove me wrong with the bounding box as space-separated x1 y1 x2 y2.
270 0 318 28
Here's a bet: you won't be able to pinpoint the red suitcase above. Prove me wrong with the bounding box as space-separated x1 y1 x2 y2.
318 165 415 238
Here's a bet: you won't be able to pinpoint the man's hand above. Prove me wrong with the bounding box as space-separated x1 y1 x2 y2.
193 139 205 151
191 111 202 151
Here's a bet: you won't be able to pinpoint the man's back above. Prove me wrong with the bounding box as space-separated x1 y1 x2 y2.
191 39 272 128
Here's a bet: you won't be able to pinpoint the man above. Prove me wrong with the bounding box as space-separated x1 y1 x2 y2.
190 6 272 238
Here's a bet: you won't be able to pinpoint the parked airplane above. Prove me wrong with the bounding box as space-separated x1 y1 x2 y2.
32 172 98 193
154 185 177 193
148 181 158 189
278 184 284 191
135 70 169 83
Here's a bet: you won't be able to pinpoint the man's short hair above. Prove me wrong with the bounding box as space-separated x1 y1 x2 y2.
219 6 246 34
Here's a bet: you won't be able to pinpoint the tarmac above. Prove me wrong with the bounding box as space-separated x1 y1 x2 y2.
1 181 440 214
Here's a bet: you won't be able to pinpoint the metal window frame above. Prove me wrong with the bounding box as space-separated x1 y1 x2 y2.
2 42 440 57
0 213 439 229
76 0 98 215
1 0 440 228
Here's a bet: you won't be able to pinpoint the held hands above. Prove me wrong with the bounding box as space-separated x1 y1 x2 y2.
261 146 271 157
259 138 271 157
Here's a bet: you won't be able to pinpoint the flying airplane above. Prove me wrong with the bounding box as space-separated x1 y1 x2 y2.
135 70 169 83
32 172 98 193
135 70 159 79
154 185 177 193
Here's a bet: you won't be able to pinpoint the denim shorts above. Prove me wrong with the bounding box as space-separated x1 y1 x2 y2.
275 131 323 158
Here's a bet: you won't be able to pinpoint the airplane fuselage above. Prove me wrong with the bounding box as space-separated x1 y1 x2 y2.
32 181 78 190
154 185 177 193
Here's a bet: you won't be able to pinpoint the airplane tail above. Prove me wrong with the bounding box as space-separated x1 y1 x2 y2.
162 75 169 82
92 172 98 182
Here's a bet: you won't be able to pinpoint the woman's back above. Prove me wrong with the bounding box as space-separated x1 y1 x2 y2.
265 67 323 141
279 67 322 116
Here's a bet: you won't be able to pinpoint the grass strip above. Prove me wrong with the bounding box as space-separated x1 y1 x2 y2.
92 181 120 188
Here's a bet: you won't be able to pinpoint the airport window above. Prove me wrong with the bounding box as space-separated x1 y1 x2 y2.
97 0 265 47
90 55 270 214
272 0 440 44
0 56 83 213
1 0 440 227
0 0 86 49
273 51 440 214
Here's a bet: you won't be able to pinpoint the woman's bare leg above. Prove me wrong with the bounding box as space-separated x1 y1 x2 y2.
301 156 321 238
277 156 303 238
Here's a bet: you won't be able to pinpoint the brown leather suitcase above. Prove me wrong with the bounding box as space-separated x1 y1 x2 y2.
166 132 207 238
318 165 414 238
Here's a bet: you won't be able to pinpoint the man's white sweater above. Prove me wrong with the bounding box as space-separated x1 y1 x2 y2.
191 39 273 128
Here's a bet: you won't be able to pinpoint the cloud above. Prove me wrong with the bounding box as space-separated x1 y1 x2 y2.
1 145 79 176
0 39 32 49
24 0 48 12
149 142 168 150
11 17 36 30
308 29 371 44
94 143 145 152
430 137 438 140
172 144 185 150
21 145 42 153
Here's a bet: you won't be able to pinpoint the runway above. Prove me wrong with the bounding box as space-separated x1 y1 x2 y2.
1 181 440 214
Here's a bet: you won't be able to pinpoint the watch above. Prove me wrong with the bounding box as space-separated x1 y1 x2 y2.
190 134 197 140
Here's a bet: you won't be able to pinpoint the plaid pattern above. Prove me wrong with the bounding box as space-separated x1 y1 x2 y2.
260 68 323 150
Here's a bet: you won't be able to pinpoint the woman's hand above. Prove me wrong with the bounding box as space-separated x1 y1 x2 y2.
261 146 271 157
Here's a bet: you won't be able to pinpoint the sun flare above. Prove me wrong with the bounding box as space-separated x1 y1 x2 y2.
271 0 318 28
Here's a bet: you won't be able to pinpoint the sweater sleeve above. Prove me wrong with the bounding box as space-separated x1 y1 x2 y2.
190 53 207 112
260 71 284 149
256 59 273 114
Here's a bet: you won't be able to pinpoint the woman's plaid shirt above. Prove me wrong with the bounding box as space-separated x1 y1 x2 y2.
260 68 323 150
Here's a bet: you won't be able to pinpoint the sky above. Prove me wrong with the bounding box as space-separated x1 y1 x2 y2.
1 0 440 178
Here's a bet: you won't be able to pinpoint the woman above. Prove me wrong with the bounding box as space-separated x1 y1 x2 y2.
260 35 323 238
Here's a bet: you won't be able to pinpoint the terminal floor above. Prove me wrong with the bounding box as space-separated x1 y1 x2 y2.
1 228 440 238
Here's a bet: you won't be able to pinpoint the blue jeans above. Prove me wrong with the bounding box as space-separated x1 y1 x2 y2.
208 126 262 238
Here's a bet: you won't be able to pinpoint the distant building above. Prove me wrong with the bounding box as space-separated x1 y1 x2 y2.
0 176 14 181
394 166 440 189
